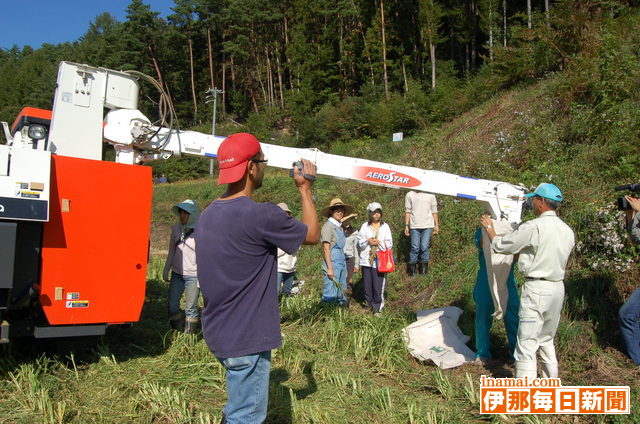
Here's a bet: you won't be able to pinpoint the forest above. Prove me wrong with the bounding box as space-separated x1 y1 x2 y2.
2 0 638 150
1 1 640 422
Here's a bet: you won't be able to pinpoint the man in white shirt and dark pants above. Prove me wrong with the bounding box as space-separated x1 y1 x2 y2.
404 191 439 276
481 183 575 379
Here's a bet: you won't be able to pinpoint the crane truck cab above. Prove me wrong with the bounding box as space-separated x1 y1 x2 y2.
1 101 150 343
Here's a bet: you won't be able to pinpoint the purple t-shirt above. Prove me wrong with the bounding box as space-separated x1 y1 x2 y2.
195 196 307 358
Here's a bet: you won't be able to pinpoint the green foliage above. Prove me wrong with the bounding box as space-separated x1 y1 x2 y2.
246 107 286 142
574 204 638 272
146 156 212 182
7 0 623 135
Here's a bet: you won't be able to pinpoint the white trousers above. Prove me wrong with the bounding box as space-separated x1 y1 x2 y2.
514 279 564 378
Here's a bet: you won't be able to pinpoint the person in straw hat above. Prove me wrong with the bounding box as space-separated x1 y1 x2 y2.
320 198 354 305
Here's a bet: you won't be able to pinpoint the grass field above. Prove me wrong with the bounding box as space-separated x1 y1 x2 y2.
1 74 639 423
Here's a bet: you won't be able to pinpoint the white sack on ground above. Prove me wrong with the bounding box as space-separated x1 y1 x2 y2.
481 220 517 320
402 306 476 369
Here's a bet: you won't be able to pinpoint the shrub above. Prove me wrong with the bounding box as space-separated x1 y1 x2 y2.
146 156 211 183
246 106 285 142
574 204 638 272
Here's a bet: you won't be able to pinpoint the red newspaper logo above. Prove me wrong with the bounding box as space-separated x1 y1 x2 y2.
482 389 507 413
579 388 605 414
606 390 628 413
530 389 555 414
480 376 630 415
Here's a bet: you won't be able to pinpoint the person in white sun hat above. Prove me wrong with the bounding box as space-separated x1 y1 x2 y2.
358 202 393 316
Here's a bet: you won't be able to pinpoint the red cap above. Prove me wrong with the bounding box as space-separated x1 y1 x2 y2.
217 133 261 185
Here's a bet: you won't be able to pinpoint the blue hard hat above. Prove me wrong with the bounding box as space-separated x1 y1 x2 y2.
525 183 563 202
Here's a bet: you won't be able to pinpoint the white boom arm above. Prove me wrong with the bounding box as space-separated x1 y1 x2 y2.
103 108 525 223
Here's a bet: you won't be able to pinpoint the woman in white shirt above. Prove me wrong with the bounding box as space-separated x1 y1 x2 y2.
163 199 200 333
357 202 393 315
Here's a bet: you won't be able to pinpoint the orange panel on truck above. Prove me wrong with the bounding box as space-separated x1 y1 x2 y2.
40 155 152 325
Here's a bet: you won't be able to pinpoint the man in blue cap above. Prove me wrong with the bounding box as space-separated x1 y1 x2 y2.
481 183 575 378
619 195 640 366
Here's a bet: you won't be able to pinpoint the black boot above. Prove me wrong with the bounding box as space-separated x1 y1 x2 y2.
419 262 429 275
184 318 199 334
169 311 185 332
407 263 416 276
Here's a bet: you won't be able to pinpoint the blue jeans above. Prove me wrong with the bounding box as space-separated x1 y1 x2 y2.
168 273 200 319
619 288 640 365
322 260 347 304
409 228 433 263
277 272 296 296
218 351 271 424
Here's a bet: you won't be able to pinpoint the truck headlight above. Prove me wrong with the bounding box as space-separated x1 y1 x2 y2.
28 124 47 140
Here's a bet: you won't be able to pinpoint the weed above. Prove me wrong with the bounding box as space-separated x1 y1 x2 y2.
462 372 480 406
432 368 455 401
136 382 196 422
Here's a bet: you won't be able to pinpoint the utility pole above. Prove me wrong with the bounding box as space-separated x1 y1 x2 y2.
205 87 224 177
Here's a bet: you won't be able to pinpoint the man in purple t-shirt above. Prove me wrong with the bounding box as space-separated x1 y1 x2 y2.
195 133 319 424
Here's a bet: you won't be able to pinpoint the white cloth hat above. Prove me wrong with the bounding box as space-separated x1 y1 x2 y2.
367 202 382 212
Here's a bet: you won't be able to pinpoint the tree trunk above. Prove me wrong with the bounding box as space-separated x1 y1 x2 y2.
283 13 294 91
419 29 426 77
380 0 390 100
251 89 259 113
470 0 477 70
489 0 494 61
527 0 532 29
545 0 550 28
267 48 275 107
256 58 267 106
503 0 507 47
189 37 198 122
450 22 455 62
276 52 285 109
338 14 345 96
207 27 215 88
465 43 470 74
230 56 236 88
350 0 375 86
222 52 226 115
430 38 436 89
401 59 408 93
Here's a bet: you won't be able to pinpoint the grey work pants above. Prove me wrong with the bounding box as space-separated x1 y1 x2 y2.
514 279 564 378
